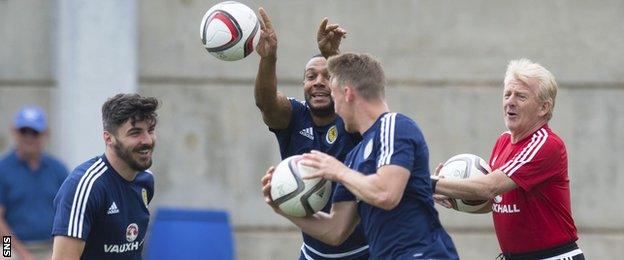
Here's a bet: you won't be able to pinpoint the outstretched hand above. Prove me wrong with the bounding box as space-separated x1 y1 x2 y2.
317 18 347 58
300 150 350 181
256 7 277 58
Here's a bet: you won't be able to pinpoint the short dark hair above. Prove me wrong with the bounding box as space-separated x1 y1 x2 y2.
102 93 159 134
302 54 327 80
327 53 386 100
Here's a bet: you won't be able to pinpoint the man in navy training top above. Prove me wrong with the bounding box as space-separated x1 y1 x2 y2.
262 53 458 259
0 106 69 259
254 7 369 259
51 93 158 260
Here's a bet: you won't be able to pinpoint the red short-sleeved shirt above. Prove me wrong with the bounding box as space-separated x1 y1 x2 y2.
489 124 578 253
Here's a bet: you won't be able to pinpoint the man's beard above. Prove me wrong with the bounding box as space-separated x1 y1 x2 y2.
113 137 154 172
305 95 335 118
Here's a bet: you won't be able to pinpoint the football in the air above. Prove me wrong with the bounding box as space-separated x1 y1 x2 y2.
270 155 332 217
200 1 260 61
439 153 492 213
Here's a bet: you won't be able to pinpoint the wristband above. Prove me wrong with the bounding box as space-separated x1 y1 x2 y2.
430 175 439 193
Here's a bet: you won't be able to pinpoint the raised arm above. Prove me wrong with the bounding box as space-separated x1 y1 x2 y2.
317 17 347 59
254 7 291 129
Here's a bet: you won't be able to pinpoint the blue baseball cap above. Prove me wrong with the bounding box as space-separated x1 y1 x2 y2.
13 105 47 133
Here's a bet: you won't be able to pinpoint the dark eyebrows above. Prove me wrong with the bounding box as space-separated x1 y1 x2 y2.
307 67 329 74
126 127 143 134
126 123 155 133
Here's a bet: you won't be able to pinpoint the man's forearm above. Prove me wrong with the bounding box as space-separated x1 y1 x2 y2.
435 170 516 200
254 56 278 110
336 166 409 210
286 212 345 245
281 201 358 246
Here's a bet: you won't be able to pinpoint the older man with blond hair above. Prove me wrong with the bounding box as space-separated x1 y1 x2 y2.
433 59 584 259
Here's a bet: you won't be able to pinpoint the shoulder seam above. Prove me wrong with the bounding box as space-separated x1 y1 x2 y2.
66 158 108 239
501 128 549 177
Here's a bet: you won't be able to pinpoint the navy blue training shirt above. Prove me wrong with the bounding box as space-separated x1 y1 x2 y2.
334 112 459 259
52 155 154 259
270 98 369 259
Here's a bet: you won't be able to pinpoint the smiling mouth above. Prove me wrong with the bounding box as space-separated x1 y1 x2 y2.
136 149 152 156
311 93 330 98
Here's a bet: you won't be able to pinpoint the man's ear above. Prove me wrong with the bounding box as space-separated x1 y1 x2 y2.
539 99 552 117
103 131 114 146
344 85 354 102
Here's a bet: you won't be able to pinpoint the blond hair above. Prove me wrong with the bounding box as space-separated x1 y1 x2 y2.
327 53 386 100
504 59 558 120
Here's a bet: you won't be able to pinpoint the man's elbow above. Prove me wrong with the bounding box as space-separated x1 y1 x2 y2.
374 193 401 211
255 100 266 111
324 229 350 246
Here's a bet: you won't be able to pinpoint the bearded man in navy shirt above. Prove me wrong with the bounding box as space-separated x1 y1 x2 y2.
51 94 158 260
254 8 369 259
